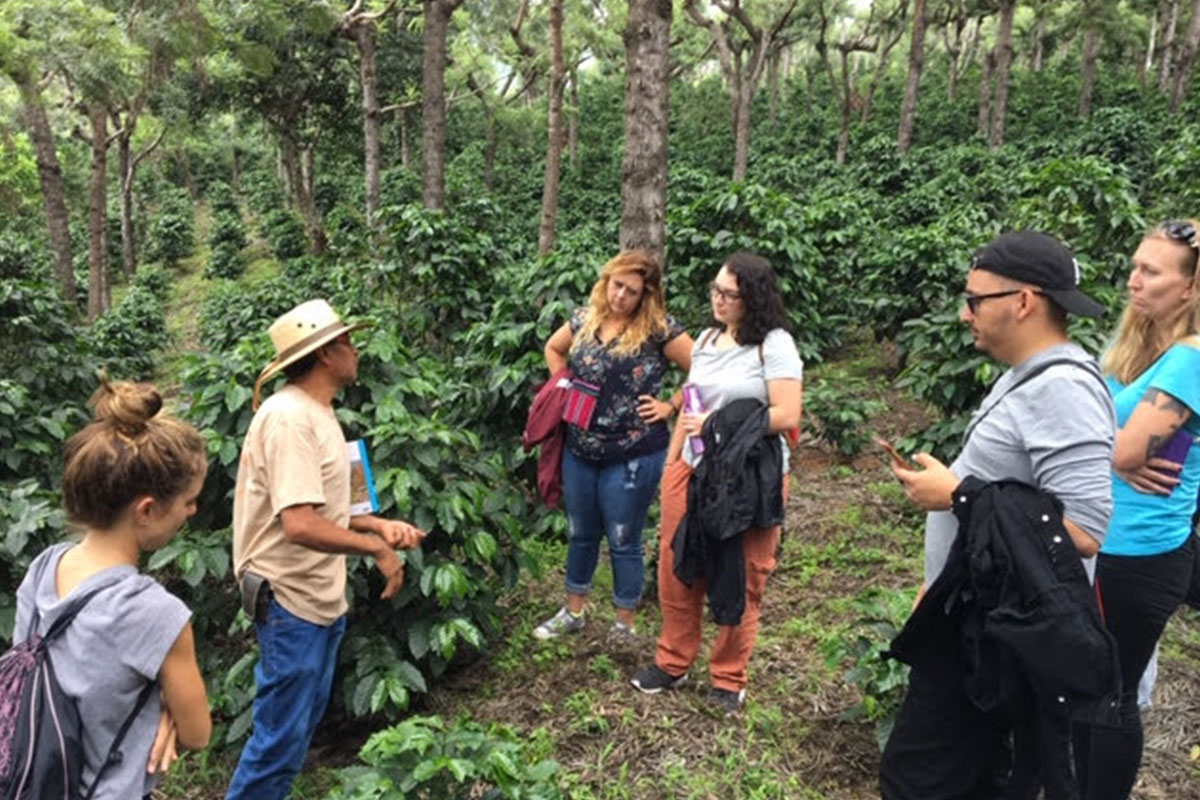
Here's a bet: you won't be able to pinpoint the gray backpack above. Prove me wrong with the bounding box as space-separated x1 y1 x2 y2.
0 588 153 800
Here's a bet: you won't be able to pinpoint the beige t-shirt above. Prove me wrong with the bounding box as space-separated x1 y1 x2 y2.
233 384 350 625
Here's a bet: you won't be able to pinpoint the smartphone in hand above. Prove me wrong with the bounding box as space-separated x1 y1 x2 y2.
874 436 915 470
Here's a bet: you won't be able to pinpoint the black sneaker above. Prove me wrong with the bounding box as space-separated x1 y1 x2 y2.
631 664 687 694
708 687 745 714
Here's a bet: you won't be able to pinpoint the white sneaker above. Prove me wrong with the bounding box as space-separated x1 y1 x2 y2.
532 606 585 640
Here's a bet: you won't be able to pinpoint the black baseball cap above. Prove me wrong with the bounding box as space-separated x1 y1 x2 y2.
969 230 1106 317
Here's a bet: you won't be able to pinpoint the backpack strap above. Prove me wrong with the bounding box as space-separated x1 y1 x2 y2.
698 327 718 349
963 358 1109 445
83 680 156 800
35 586 110 644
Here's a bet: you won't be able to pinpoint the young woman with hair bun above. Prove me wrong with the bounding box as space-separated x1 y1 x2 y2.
13 378 212 800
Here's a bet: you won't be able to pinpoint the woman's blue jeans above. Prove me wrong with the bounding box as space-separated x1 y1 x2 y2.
226 596 347 800
561 447 665 610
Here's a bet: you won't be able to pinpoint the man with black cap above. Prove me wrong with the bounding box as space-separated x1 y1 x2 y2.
879 231 1117 799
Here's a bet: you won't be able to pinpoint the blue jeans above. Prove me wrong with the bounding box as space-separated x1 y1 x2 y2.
226 597 347 800
562 448 665 610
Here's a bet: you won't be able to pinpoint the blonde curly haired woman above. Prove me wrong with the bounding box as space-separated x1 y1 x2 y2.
533 250 693 644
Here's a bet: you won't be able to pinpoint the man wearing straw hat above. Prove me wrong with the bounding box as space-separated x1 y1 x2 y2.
227 299 425 800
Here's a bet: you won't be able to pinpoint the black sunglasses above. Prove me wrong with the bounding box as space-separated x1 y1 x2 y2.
963 288 1047 314
1160 220 1198 249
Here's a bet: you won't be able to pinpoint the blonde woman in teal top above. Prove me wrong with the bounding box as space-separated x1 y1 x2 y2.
1075 220 1200 800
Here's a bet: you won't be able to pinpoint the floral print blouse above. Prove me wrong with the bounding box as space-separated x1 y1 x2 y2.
565 307 685 464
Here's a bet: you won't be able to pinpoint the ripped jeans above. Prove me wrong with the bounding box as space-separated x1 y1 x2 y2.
561 447 665 609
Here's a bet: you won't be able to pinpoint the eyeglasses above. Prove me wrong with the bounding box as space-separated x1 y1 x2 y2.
964 289 1023 314
710 282 741 303
1160 220 1199 250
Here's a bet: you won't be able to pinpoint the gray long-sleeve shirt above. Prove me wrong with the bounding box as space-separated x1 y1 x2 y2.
924 343 1116 584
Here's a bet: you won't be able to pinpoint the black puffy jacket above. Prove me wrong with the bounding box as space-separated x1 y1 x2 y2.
887 477 1120 798
672 398 784 625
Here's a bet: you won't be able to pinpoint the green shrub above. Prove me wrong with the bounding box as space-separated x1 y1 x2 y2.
144 193 196 267
210 210 248 251
243 170 286 216
326 203 367 259
0 280 94 485
0 479 67 644
325 716 562 800
665 170 851 363
206 242 244 280
376 199 505 339
821 587 914 751
87 285 168 381
262 208 307 261
131 264 171 301
208 180 242 217
804 371 889 456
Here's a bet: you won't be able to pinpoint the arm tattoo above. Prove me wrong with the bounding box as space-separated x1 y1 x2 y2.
1141 387 1190 419
1145 432 1171 461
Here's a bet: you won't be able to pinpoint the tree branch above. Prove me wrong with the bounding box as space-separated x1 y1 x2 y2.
131 128 165 172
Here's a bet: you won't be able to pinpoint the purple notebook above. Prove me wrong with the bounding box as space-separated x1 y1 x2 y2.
1152 428 1194 494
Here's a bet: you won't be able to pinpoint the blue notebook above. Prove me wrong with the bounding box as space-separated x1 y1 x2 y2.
346 439 380 515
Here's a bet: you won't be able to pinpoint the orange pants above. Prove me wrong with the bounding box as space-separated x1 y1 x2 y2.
654 458 782 692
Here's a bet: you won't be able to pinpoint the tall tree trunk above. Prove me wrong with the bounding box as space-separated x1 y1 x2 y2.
988 0 1016 151
279 130 327 254
483 105 497 191
1170 0 1200 112
1079 27 1102 117
977 50 994 136
116 124 136 277
400 109 412 170
1031 16 1046 71
1161 0 1181 92
767 49 780 122
302 145 315 209
354 22 383 237
944 20 964 101
619 0 672 259
836 47 853 165
180 148 197 200
86 105 109 322
537 0 565 256
733 81 753 179
862 22 907 124
231 117 241 192
898 0 928 155
19 82 75 304
1142 9 1158 82
803 61 816 113
420 0 461 211
568 67 580 170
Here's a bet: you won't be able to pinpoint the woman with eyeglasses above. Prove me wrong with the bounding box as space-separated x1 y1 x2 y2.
532 250 693 644
631 252 802 714
1074 219 1200 799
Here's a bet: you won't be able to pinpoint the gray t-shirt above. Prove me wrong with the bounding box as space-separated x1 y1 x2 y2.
924 343 1116 584
682 327 804 470
14 543 191 800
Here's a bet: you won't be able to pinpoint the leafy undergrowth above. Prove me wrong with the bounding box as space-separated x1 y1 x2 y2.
154 362 1200 800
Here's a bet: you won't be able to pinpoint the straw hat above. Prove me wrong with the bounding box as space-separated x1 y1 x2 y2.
252 299 370 409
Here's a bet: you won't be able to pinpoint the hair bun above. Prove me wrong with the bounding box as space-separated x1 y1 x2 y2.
90 377 164 436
